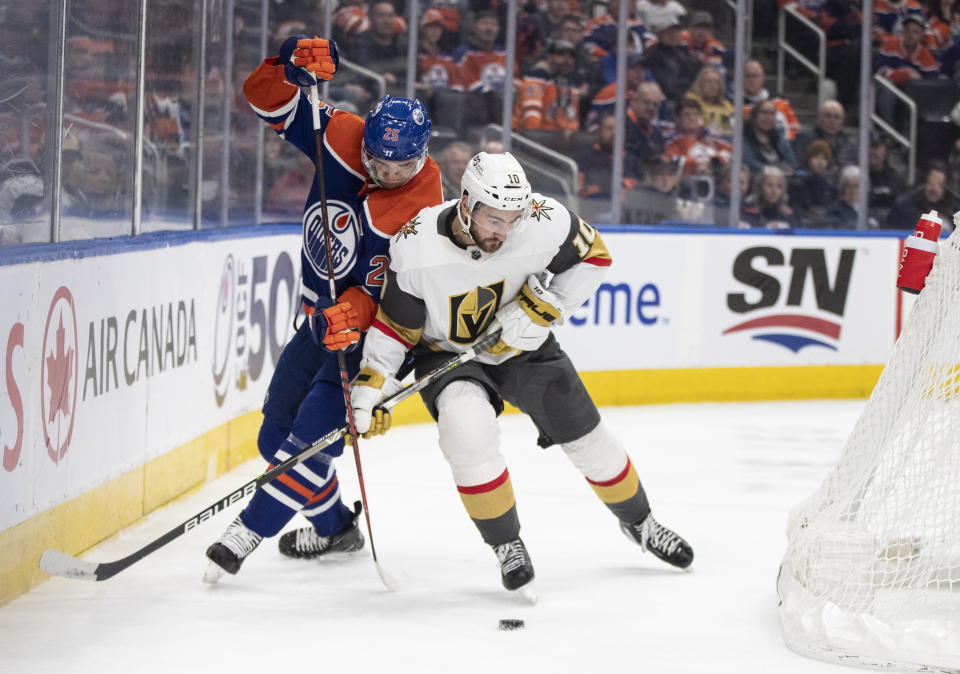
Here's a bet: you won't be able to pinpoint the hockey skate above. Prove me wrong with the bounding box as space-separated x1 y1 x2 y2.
203 516 264 583
492 538 537 603
278 501 365 559
620 514 694 569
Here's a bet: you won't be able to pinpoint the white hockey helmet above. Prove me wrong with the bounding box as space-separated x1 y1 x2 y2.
460 151 532 220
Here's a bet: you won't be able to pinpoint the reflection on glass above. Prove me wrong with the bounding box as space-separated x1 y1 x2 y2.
59 0 137 241
141 0 198 233
227 0 269 227
0 2 53 245
199 0 226 227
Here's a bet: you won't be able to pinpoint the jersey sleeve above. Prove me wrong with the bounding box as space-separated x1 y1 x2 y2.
361 267 426 379
544 204 613 317
243 58 366 170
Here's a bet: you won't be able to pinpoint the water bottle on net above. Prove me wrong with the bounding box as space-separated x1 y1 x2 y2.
896 210 943 294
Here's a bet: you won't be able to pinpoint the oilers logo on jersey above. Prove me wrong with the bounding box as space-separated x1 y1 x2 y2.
303 199 361 280
481 62 507 92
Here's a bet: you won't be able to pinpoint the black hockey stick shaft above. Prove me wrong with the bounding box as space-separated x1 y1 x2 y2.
37 332 498 582
307 83 383 574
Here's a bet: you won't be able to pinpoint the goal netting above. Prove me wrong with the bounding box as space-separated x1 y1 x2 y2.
778 227 960 672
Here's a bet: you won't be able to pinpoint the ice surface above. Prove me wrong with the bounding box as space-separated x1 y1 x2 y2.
0 401 863 673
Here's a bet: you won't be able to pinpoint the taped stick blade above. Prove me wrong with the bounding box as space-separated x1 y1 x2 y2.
39 549 100 581
376 562 400 592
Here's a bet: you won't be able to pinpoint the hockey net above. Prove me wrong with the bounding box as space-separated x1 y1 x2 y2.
778 227 960 672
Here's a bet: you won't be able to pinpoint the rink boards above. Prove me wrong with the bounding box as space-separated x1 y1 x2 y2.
0 225 910 603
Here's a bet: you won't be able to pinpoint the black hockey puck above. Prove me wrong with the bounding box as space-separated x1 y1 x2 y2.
499 619 525 631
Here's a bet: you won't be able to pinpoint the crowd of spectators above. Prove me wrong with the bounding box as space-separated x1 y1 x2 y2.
396 0 960 229
7 0 960 243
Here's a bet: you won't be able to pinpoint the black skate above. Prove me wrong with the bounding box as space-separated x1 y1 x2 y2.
620 514 694 569
203 516 264 583
278 501 365 559
492 537 535 593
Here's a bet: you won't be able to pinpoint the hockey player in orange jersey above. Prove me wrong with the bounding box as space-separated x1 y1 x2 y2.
204 35 443 582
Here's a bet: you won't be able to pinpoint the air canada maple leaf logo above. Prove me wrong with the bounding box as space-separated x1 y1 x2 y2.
397 215 420 240
40 286 79 464
530 198 553 221
46 317 73 423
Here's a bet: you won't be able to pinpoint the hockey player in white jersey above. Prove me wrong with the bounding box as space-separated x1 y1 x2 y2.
349 152 693 596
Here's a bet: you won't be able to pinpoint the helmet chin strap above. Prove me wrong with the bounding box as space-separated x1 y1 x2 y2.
456 201 478 244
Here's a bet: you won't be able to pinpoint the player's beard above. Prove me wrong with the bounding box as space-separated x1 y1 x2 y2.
471 222 503 253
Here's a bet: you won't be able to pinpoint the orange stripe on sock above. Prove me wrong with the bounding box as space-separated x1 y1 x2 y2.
305 476 339 506
277 473 316 500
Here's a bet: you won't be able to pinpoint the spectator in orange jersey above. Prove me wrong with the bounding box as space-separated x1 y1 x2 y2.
343 1 409 86
684 66 733 139
514 39 584 135
680 11 726 67
874 0 926 40
743 59 800 141
454 11 510 93
664 98 732 176
924 0 960 50
418 9 458 94
876 15 940 123
876 14 940 84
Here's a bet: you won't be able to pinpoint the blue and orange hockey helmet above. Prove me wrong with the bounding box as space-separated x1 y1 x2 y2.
361 95 432 188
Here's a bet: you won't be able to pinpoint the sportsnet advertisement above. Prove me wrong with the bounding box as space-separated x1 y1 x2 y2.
554 231 904 370
0 231 301 532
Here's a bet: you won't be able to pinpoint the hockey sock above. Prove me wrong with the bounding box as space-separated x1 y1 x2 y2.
241 433 344 538
562 422 651 524
437 380 520 545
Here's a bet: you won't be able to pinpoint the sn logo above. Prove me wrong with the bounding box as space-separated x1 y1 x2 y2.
727 247 856 316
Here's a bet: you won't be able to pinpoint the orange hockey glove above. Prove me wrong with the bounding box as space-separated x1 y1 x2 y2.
306 298 360 352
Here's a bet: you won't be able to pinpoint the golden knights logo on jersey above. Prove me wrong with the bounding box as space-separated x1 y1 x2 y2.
396 215 420 240
448 281 505 344
529 198 553 221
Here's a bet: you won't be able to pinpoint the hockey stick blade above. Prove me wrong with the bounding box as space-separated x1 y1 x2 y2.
376 561 401 592
37 427 346 581
38 549 99 581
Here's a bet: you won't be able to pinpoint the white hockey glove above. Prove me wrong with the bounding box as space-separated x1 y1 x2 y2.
348 367 393 439
489 274 562 356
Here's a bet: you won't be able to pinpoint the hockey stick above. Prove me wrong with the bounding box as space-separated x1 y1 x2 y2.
305 82 398 590
38 331 500 582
